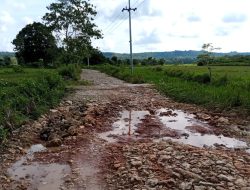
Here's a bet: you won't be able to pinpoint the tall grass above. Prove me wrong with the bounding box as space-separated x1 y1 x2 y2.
0 68 65 143
93 65 250 113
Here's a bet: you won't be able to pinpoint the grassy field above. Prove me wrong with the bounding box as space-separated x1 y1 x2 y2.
0 67 66 142
94 64 250 114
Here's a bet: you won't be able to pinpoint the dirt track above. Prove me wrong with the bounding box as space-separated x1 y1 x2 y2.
0 69 249 190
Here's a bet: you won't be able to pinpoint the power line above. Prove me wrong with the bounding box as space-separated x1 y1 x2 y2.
102 10 125 33
106 16 126 33
136 0 147 9
103 0 143 34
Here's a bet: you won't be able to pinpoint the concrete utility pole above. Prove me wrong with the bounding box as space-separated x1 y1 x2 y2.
122 0 137 74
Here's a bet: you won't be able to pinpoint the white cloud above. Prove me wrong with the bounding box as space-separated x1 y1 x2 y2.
223 13 247 23
0 25 7 32
93 0 250 53
12 2 26 10
0 11 15 24
22 17 34 25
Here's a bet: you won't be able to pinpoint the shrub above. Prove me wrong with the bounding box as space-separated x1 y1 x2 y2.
129 75 145 84
57 64 81 80
12 65 24 73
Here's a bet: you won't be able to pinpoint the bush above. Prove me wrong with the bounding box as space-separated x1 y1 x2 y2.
57 64 81 81
12 66 24 73
129 75 145 84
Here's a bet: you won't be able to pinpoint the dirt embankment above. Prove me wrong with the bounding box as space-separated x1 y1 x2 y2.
0 69 249 190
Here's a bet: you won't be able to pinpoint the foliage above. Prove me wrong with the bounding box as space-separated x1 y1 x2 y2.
12 66 24 73
0 69 65 143
197 43 221 66
57 64 81 81
12 22 57 66
43 0 102 64
87 49 107 65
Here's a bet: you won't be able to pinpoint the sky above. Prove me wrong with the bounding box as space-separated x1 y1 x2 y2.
0 0 250 53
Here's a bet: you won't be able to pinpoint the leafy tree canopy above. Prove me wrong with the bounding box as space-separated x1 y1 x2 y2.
12 22 57 66
43 0 102 63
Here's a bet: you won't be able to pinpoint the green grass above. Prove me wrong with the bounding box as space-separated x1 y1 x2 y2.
0 65 87 143
93 64 250 114
0 67 66 143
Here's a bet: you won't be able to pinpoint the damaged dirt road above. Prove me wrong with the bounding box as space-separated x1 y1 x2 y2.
0 69 250 190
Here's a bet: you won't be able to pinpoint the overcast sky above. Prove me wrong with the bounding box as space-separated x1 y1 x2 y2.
0 0 250 53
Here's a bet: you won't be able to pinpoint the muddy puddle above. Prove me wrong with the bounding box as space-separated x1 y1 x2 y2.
156 109 248 149
8 144 71 190
99 110 150 142
99 109 249 152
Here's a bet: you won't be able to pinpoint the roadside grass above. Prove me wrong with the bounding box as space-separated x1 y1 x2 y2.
0 65 84 143
93 64 250 114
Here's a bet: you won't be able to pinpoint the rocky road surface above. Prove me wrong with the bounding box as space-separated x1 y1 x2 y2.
0 69 249 190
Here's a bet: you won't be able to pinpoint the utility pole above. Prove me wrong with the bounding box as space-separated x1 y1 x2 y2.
122 0 137 74
87 57 90 67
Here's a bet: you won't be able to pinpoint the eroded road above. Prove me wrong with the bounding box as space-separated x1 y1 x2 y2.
0 69 250 190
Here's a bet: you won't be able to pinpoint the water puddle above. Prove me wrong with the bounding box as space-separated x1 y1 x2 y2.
156 109 248 149
99 110 149 142
8 144 70 190
78 162 102 189
99 108 249 152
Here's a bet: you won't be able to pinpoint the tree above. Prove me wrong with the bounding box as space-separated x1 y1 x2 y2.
12 22 57 66
43 0 102 64
3 56 11 66
88 49 106 65
158 58 166 65
197 43 221 66
111 56 118 64
197 43 221 82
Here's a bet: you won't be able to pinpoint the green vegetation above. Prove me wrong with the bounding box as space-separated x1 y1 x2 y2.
12 22 57 66
94 64 250 113
0 68 66 143
57 64 82 81
103 51 250 64
43 0 102 64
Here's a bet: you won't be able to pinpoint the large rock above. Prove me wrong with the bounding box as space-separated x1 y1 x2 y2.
46 137 62 147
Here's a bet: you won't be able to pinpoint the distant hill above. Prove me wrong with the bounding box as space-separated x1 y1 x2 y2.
103 51 250 60
0 52 15 57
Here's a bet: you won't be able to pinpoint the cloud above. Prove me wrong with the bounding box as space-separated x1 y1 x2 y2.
135 30 161 45
22 17 34 25
187 14 201 22
167 33 199 39
135 0 162 18
0 25 7 32
222 13 247 23
215 28 229 36
12 2 26 10
0 11 15 24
